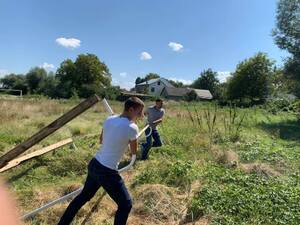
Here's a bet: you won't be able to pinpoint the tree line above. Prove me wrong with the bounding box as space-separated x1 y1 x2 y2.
0 54 122 99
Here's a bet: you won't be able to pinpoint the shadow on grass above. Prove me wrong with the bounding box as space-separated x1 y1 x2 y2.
118 159 132 169
258 119 300 141
6 159 45 183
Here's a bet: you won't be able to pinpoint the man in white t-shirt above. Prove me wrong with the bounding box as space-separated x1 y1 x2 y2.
58 97 144 225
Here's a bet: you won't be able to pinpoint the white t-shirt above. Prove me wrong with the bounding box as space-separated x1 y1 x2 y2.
95 115 139 170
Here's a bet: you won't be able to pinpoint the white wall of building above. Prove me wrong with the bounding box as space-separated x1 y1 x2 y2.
147 80 165 96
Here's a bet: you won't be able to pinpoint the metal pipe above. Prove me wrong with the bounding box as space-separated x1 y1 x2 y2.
21 154 137 220
102 98 114 115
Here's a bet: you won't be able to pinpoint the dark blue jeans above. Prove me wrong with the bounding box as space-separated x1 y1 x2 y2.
141 127 162 160
57 158 132 225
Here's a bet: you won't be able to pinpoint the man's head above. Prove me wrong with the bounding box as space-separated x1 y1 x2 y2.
155 98 163 109
124 97 144 120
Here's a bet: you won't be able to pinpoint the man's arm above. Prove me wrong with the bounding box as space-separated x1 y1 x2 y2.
99 129 103 144
129 139 138 155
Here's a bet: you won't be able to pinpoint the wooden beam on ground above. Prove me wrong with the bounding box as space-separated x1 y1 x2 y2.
0 138 73 173
0 95 100 168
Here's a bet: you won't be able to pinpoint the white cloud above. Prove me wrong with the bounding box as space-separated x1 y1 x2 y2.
168 42 183 52
119 72 127 78
168 77 193 85
217 71 231 83
56 37 81 49
0 69 8 77
40 62 55 71
140 52 152 60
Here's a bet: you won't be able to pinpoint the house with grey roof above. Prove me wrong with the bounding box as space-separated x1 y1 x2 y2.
135 77 213 100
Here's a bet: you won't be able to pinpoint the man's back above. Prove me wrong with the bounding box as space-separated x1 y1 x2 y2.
95 115 138 170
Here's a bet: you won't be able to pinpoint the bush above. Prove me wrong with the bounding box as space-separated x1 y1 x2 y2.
265 97 299 115
184 90 198 102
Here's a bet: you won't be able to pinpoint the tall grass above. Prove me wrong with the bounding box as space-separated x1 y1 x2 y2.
185 103 246 148
223 104 246 142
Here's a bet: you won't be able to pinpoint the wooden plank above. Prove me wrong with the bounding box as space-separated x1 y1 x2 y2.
0 138 73 173
0 95 100 168
138 124 150 137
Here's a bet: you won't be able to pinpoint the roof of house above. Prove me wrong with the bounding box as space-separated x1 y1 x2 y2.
162 87 213 99
161 87 190 97
121 91 152 97
136 78 174 88
190 88 213 99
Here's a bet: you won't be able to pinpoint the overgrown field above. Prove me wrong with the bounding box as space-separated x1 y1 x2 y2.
0 96 299 225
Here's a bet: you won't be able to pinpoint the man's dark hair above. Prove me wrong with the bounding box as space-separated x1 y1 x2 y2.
156 98 163 102
124 97 144 111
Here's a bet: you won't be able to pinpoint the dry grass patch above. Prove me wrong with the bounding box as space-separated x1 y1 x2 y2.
240 162 282 177
133 184 186 224
211 147 239 168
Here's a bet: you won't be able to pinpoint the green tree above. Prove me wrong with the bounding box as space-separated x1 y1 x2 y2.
273 0 300 58
99 86 122 100
227 53 274 104
144 73 160 81
1 73 28 94
55 59 77 98
75 54 111 97
191 69 220 97
56 54 111 98
38 72 59 98
134 73 160 86
26 67 47 94
273 0 300 97
168 79 185 87
269 67 292 96
135 77 143 84
184 89 198 101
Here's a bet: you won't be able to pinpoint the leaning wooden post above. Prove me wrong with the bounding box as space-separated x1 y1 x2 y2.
0 95 100 168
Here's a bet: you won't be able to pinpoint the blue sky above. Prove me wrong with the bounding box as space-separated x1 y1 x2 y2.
0 0 288 89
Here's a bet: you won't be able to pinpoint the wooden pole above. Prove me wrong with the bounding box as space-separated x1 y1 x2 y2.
0 138 73 173
0 95 100 168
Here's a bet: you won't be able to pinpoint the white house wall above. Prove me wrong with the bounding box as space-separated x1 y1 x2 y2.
148 81 165 96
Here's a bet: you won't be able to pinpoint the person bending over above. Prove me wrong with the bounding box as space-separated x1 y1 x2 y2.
58 97 144 225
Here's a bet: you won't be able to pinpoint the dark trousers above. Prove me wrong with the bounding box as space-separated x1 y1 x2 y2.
141 127 162 160
57 158 132 225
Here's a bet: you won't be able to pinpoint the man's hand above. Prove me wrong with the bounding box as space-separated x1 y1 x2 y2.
129 139 138 156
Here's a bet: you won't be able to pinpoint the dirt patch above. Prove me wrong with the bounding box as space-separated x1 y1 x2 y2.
240 163 281 177
184 217 211 225
212 148 239 168
60 183 82 196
